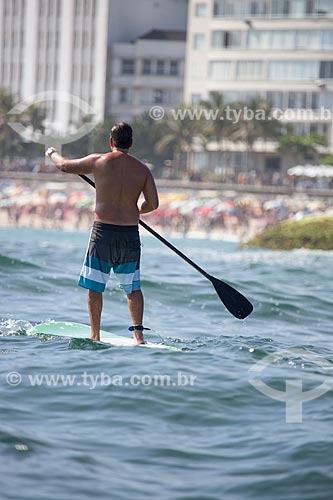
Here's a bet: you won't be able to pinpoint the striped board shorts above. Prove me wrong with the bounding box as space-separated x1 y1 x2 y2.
78 221 141 294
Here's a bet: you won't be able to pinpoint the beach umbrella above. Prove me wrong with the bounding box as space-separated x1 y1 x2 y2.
0 198 14 208
75 198 93 209
49 192 68 204
263 199 286 210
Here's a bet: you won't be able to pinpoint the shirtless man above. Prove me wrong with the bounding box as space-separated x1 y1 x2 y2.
46 122 159 344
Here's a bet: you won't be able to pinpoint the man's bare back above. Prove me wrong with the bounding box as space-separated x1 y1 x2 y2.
93 151 155 225
47 149 158 226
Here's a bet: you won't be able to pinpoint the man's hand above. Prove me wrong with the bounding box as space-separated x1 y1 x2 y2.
46 147 57 158
140 169 159 214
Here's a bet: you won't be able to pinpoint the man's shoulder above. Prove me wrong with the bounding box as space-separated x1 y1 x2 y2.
128 154 150 170
92 152 114 167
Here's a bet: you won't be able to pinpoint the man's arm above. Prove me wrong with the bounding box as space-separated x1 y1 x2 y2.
46 148 101 174
140 169 159 215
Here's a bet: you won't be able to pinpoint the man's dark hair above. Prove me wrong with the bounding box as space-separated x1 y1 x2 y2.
110 122 133 149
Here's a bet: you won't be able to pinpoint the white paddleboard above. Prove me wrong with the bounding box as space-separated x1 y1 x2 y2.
28 322 180 351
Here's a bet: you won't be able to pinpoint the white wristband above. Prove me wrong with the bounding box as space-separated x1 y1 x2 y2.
46 147 57 158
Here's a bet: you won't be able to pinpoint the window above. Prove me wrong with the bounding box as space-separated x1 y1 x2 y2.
170 60 179 76
213 1 237 16
140 89 150 104
75 0 83 16
193 33 205 49
321 92 333 108
142 59 152 75
290 0 306 16
223 91 243 103
195 2 207 16
272 0 290 16
212 31 223 48
119 88 129 103
250 0 268 15
46 30 53 48
267 91 285 108
269 61 319 80
295 30 311 49
154 89 166 104
209 61 234 80
311 92 319 109
81 65 89 82
48 0 55 15
73 32 80 49
12 30 18 48
82 31 89 48
214 0 271 17
56 0 62 18
288 92 296 108
193 152 208 169
321 30 333 49
191 94 202 104
156 60 165 75
39 0 46 16
300 92 307 108
225 31 241 47
55 29 60 48
248 29 295 49
247 28 327 50
237 61 265 80
306 0 314 14
317 0 333 15
248 30 271 49
212 30 242 48
319 61 333 79
121 59 135 75
272 30 294 49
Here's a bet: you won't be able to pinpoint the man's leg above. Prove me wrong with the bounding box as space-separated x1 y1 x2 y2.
88 290 103 341
127 289 145 344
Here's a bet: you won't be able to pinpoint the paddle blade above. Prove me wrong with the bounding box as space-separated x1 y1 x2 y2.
209 276 253 319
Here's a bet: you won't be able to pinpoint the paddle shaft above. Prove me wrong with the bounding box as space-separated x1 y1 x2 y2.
79 174 210 280
79 173 253 319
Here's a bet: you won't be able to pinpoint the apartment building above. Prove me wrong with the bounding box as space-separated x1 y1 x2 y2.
107 29 186 120
184 0 333 174
0 0 109 133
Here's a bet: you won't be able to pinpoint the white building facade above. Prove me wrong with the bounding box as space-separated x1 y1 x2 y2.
0 0 109 133
184 0 333 174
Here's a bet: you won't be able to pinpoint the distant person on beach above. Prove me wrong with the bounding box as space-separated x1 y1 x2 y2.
46 122 159 344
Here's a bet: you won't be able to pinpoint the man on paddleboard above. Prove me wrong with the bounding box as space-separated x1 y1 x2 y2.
46 122 159 344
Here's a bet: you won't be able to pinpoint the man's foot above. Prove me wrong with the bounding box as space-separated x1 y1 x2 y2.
133 330 145 345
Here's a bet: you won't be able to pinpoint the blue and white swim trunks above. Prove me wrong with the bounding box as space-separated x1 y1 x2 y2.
78 222 141 294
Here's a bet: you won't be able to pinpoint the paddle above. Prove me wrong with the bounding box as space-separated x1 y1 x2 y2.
79 174 253 319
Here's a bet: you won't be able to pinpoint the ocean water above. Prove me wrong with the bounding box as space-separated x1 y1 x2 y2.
0 226 333 500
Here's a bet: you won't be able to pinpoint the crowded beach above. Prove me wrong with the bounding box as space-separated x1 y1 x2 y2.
1 177 333 242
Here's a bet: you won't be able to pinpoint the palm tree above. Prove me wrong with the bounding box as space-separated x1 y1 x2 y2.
156 104 209 178
130 112 172 173
278 132 325 165
200 92 232 143
229 97 282 170
63 113 99 157
200 91 235 176
0 88 24 158
0 87 46 159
